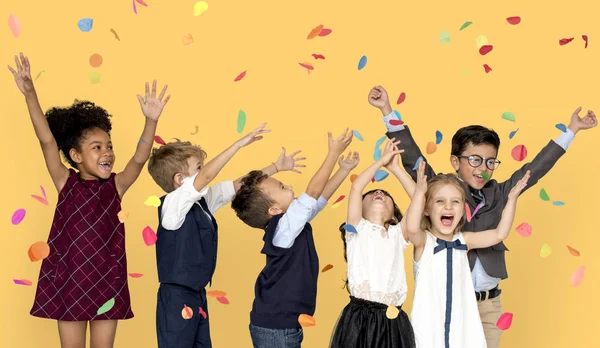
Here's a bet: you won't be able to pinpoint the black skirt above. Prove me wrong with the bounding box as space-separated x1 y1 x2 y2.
330 296 416 348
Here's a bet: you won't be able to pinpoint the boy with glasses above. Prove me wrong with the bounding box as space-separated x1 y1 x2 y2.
367 85 597 348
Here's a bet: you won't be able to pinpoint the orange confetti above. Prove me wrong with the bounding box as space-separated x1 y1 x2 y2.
298 314 316 327
567 245 580 257
181 304 193 319
426 142 437 154
128 273 144 278
117 210 130 223
350 174 358 183
89 54 103 68
307 25 324 39
28 241 50 262
13 279 33 286
216 296 229 304
207 290 227 298
321 264 334 272
182 33 194 46
570 266 585 287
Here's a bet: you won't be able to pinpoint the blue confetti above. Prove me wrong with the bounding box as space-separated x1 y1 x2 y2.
78 18 94 32
393 110 402 120
358 55 367 70
412 156 423 170
555 123 567 133
552 201 565 206
373 148 382 160
374 170 389 182
509 128 519 139
344 223 358 233
435 130 443 145
375 136 387 148
353 130 364 141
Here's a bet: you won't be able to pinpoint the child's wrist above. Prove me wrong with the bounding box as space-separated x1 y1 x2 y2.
381 104 392 115
567 123 579 134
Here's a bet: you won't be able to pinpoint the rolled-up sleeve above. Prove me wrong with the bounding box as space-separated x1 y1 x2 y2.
272 193 320 249
161 173 209 230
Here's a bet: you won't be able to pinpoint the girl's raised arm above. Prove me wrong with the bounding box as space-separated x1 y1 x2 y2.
405 160 428 252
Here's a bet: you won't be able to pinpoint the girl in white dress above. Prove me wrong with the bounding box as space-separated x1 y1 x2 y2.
405 161 530 348
331 139 416 348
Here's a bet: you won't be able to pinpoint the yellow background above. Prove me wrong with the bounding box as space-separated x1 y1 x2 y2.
1 0 598 346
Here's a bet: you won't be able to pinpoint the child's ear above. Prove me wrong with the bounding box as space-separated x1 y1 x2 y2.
173 173 184 187
268 206 282 216
450 155 460 171
69 148 82 164
424 208 430 217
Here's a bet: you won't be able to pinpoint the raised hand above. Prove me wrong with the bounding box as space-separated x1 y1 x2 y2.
137 80 171 121
237 123 271 148
274 147 306 174
384 141 404 172
569 107 598 133
379 138 403 165
507 170 530 201
328 128 353 155
7 52 34 95
338 151 360 171
415 160 428 194
368 86 390 109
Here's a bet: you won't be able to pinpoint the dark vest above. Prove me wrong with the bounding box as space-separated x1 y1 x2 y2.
156 197 218 291
250 214 319 329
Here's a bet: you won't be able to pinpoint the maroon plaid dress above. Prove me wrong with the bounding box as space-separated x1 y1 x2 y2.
30 169 134 321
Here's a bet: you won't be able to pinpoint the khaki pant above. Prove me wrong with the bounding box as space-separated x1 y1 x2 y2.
477 295 503 348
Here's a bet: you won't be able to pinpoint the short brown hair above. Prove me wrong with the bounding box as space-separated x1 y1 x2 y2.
421 173 467 234
231 170 274 229
147 140 207 192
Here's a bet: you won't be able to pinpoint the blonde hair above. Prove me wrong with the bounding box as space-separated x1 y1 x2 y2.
420 173 467 234
147 140 207 192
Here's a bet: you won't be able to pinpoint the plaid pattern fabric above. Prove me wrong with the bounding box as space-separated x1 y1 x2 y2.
30 169 133 321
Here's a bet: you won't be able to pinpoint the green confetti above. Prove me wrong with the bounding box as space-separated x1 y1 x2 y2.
439 30 451 44
34 70 45 82
459 21 473 31
90 71 101 84
481 172 490 181
460 67 470 76
97 298 115 315
539 188 550 201
502 112 516 122
237 110 246 134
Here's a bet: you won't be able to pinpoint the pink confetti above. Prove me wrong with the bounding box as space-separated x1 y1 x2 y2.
506 16 521 25
135 0 148 5
396 92 406 105
570 266 585 287
133 0 137 14
216 296 229 304
31 185 48 205
318 28 332 37
516 222 532 237
12 208 26 225
128 273 144 278
8 14 20 38
511 145 527 161
479 45 493 55
483 64 492 73
559 38 574 46
582 35 588 48
199 307 207 319
234 70 247 82
496 312 513 330
142 226 157 246
298 62 314 70
13 279 32 286
465 203 472 222
312 54 325 60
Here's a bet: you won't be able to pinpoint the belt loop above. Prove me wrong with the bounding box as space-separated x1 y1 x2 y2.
481 291 487 301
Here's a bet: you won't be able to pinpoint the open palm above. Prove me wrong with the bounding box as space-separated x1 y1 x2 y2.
7 52 34 95
274 147 306 173
137 80 170 121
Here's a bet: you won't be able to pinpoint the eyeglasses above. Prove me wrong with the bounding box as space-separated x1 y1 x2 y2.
456 155 501 170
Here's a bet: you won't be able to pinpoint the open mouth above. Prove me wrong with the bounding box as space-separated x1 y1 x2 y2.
440 214 455 227
373 195 385 202
473 174 485 184
99 161 112 171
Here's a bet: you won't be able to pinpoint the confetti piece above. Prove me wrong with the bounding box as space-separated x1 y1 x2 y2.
539 189 550 201
312 54 325 60
28 241 50 262
8 14 20 38
216 296 229 304
97 298 115 315
511 145 527 161
481 172 490 181
438 30 451 44
373 148 382 161
552 201 564 206
373 136 387 160
110 28 120 41
357 56 367 70
412 156 423 170
321 264 333 272
13 279 32 286
567 245 580 257
483 64 492 73
31 185 48 205
135 0 148 6
237 110 246 134
479 45 493 55
555 123 567 132
393 110 402 120
154 135 166 145
182 34 194 46
350 174 357 183
319 28 332 37
570 266 585 287
559 38 574 46
460 67 470 76
496 312 513 330
199 307 207 319
78 18 93 32
540 243 552 258
307 25 324 39
426 142 437 154
191 126 199 135
333 195 345 205
331 197 345 209
501 112 516 122
389 119 404 126
435 131 443 145
117 211 130 223
582 35 588 48
374 170 389 182
459 21 472 31
128 273 143 278
475 35 488 49
12 209 26 225
506 16 521 25
194 1 209 16
298 62 314 70
396 92 406 105
344 224 357 233
298 314 316 327
352 130 364 141
207 290 227 297
90 71 101 84
234 70 246 82
133 0 137 14
386 305 400 319
89 54 103 68
465 203 473 222
182 304 193 319
144 195 161 207
509 128 519 139
142 226 157 246
516 222 532 237
34 70 45 81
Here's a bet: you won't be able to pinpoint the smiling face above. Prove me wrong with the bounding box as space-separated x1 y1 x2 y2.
258 177 295 215
422 175 467 238
451 143 498 190
69 128 115 180
362 189 396 224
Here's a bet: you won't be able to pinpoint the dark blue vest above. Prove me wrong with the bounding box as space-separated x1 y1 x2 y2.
156 197 218 291
250 214 320 329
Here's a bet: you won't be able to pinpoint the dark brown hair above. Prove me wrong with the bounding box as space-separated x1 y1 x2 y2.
231 170 274 229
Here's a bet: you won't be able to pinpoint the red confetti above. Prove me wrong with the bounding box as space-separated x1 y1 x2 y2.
483 64 492 73
199 307 207 319
234 70 247 82
559 38 574 46
506 16 521 25
142 226 157 246
511 145 527 161
135 0 148 6
389 119 404 126
496 312 513 330
321 264 334 272
332 195 345 205
307 25 324 39
154 135 166 145
312 54 325 60
516 222 532 237
128 273 144 278
465 203 473 222
216 296 229 304
396 92 406 105
582 35 588 48
479 45 493 55
371 177 375 183
298 62 314 70
319 28 332 37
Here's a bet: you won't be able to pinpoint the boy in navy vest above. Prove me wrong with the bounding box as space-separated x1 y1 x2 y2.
148 123 307 348
368 85 597 348
231 129 359 348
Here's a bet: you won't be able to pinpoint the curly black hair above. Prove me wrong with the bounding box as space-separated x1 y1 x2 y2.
46 100 112 167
